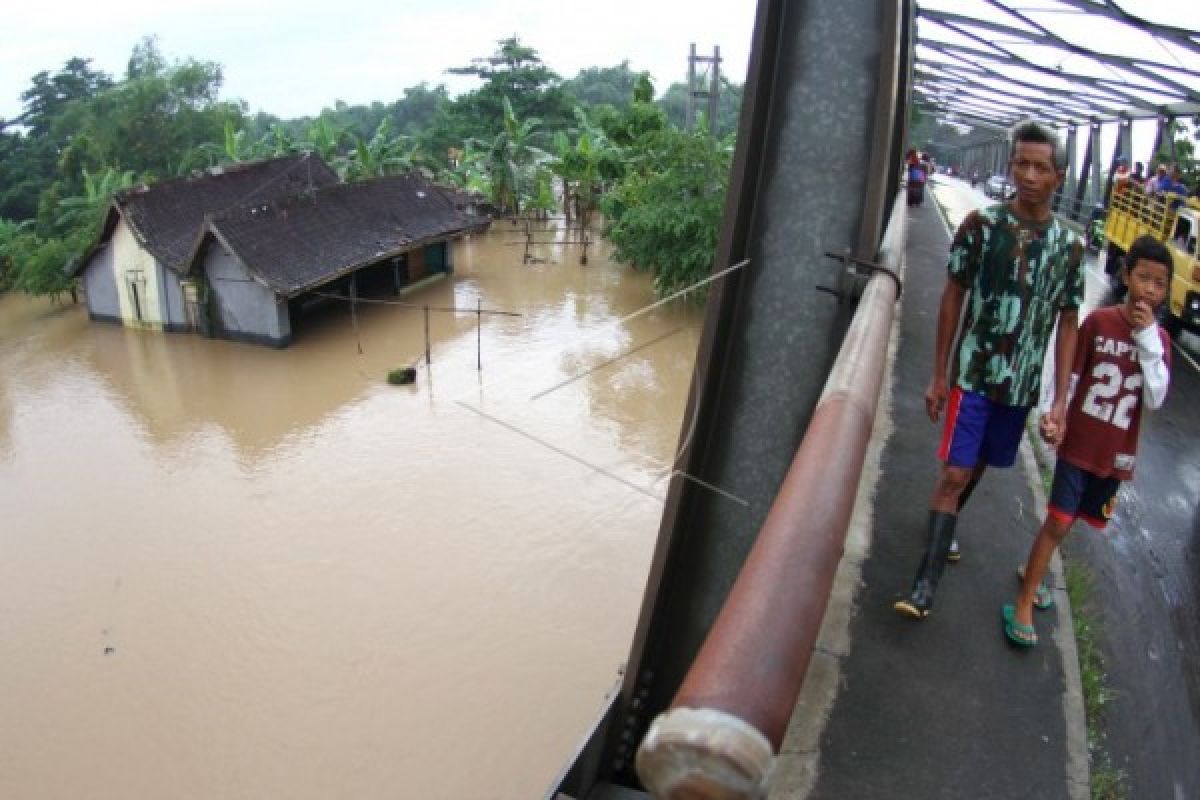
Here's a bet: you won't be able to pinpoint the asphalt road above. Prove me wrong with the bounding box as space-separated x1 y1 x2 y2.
931 175 1200 799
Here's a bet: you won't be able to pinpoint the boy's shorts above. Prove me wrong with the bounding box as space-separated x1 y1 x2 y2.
1048 460 1121 530
937 387 1030 468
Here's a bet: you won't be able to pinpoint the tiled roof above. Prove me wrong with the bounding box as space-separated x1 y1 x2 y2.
111 154 339 272
196 174 490 296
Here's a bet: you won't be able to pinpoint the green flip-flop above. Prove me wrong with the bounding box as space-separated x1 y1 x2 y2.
1002 604 1038 647
1015 566 1055 611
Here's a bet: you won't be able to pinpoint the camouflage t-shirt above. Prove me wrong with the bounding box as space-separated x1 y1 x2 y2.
948 204 1085 406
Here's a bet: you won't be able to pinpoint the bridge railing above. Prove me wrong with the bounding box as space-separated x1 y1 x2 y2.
633 189 906 798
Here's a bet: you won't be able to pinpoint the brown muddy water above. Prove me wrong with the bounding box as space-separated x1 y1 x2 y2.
0 224 702 799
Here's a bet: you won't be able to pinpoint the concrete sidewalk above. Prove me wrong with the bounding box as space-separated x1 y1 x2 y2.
770 192 1088 799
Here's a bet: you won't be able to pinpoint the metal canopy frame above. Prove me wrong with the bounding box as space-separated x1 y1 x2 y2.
914 0 1200 130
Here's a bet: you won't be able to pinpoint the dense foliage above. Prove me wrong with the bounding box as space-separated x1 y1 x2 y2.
0 35 744 299
602 125 733 297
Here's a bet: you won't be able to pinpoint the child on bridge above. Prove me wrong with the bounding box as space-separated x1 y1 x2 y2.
1003 235 1174 647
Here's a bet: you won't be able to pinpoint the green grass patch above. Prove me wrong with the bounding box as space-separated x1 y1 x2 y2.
1063 558 1130 800
1089 755 1129 800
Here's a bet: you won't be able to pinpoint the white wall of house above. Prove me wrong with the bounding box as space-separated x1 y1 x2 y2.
111 217 164 329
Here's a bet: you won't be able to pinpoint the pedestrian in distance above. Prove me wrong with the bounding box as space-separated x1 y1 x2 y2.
894 120 1086 620
1148 164 1169 195
1003 235 1173 646
906 149 927 207
1131 161 1145 185
1112 156 1130 195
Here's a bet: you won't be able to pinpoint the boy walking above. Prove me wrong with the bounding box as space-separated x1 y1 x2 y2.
1004 236 1173 645
894 121 1085 619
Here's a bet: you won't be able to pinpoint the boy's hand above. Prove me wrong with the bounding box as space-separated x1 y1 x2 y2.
1038 413 1060 447
1040 403 1067 447
1130 299 1155 331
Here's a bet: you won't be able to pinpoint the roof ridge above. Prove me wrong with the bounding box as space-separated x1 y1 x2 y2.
114 153 323 201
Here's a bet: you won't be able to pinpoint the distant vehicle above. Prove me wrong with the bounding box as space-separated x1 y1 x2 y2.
984 175 1015 200
1103 186 1200 337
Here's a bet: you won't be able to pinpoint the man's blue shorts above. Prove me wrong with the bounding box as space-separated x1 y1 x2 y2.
1047 460 1120 530
937 387 1030 468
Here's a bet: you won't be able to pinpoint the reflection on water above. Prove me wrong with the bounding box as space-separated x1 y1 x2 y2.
0 225 702 799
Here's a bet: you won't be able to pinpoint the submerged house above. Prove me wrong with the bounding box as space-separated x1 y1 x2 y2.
71 156 490 348
71 154 339 333
185 173 491 347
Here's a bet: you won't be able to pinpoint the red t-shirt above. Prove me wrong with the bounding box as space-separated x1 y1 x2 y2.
1059 307 1170 480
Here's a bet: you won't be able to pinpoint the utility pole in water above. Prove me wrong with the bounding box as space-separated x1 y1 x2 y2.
686 43 722 136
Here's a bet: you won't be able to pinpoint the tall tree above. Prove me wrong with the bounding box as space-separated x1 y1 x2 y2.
425 36 573 163
59 37 244 183
0 57 113 221
389 83 449 136
16 57 113 138
561 62 642 109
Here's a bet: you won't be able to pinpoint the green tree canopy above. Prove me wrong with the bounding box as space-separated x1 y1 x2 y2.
61 36 244 183
561 62 643 109
657 77 743 139
424 36 574 163
602 127 732 296
0 57 113 221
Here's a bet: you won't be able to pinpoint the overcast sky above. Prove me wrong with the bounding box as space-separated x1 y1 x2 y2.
2 0 758 121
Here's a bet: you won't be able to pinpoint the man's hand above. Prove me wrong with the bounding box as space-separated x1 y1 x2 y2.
925 376 948 422
1039 403 1067 448
1130 299 1155 331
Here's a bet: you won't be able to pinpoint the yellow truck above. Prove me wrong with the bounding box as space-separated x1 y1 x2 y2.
1103 184 1200 336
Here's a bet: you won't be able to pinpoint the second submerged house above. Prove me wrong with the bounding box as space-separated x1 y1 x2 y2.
186 173 490 347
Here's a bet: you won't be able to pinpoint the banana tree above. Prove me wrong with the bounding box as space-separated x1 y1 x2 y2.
550 106 621 229
295 116 349 172
343 118 422 181
258 123 298 157
439 141 491 194
473 96 549 217
55 166 137 233
177 119 265 173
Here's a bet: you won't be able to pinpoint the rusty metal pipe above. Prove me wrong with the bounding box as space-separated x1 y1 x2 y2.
636 193 906 799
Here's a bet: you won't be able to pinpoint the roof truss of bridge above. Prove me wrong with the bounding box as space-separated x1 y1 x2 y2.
914 0 1200 131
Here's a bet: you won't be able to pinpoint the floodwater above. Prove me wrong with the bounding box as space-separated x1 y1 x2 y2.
0 224 703 799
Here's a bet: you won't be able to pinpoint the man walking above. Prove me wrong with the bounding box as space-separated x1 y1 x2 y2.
894 121 1085 619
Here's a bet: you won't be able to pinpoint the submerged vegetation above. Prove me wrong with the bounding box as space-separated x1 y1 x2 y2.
0 35 743 301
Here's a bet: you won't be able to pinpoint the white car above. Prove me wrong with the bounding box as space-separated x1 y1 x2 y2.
984 175 1015 200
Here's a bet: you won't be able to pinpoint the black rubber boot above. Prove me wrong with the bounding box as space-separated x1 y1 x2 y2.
947 476 979 563
894 511 958 619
